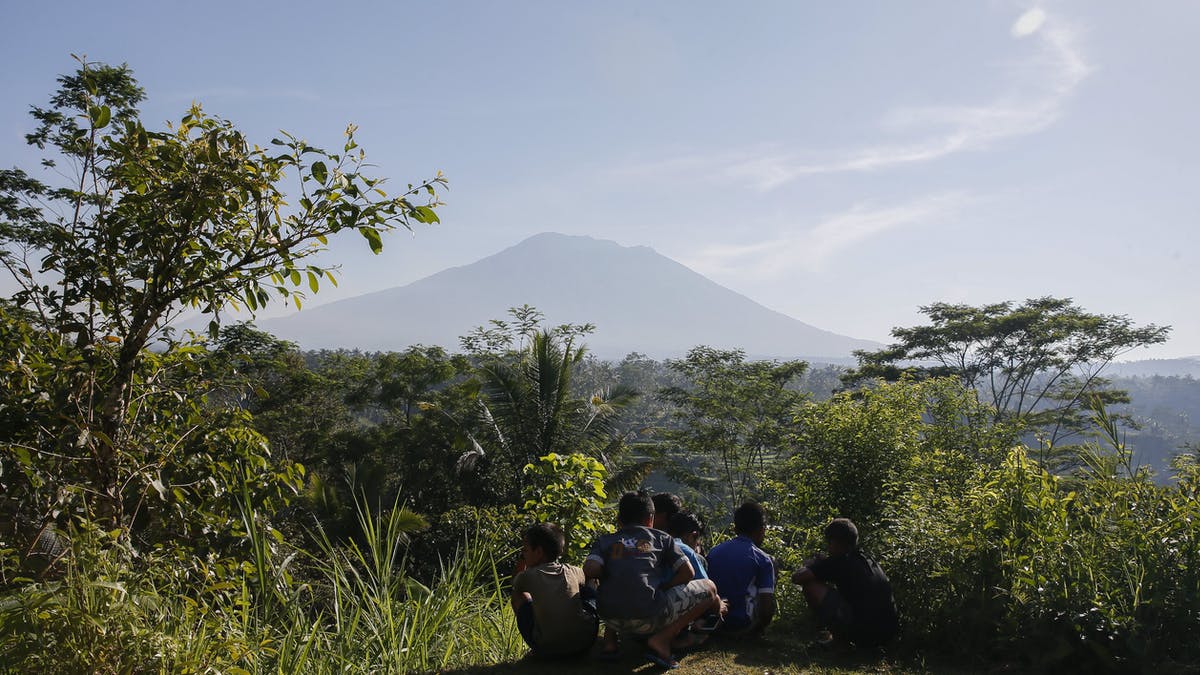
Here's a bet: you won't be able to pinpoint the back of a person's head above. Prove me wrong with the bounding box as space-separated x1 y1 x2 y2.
667 511 704 539
618 491 654 526
824 518 859 550
652 493 682 519
524 522 565 560
733 502 767 535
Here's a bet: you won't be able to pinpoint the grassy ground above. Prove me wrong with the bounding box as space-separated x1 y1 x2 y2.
435 615 956 675
437 644 915 675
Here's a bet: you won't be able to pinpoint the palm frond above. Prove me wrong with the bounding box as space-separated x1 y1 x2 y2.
605 459 655 494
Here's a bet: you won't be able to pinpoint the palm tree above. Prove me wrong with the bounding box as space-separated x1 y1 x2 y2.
467 328 644 499
477 329 634 455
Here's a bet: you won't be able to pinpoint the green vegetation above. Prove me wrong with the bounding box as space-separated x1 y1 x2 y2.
769 377 1200 670
659 347 807 508
845 297 1170 460
2 62 1199 673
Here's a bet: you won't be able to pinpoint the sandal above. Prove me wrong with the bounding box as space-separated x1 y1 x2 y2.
644 650 680 669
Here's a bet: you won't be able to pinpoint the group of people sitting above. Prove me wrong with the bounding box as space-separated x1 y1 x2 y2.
510 491 899 669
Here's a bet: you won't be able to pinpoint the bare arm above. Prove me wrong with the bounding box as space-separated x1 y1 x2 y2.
511 573 529 613
756 592 777 628
791 568 816 585
661 558 694 590
583 558 604 581
511 586 530 613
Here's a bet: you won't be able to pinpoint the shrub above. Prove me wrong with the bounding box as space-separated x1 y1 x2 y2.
522 452 609 564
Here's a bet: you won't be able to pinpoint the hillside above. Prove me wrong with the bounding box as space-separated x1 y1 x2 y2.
259 232 880 360
1108 357 1200 378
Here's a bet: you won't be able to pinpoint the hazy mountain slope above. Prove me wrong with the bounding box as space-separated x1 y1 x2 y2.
1107 357 1200 378
259 232 880 359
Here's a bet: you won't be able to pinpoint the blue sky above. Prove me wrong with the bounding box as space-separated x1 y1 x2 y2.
2 1 1196 358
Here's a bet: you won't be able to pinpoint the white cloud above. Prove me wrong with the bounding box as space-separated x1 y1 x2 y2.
1012 8 1048 38
682 192 971 278
622 9 1090 193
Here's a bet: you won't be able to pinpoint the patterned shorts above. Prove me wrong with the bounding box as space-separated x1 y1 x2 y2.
604 579 714 636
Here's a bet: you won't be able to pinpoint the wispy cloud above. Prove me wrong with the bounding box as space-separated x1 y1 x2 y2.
682 192 971 278
621 8 1090 192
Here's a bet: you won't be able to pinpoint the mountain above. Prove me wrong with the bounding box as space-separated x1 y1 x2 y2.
258 232 881 360
1107 357 1200 379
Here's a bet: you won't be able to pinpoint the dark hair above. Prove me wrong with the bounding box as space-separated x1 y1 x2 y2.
652 493 682 519
824 518 859 549
618 491 654 526
523 522 565 561
667 512 705 538
733 502 766 535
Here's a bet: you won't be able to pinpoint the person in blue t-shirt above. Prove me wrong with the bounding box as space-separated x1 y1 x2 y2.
667 511 727 647
705 502 777 635
666 512 709 580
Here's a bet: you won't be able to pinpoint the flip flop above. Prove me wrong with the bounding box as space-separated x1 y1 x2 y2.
644 651 679 669
672 630 707 653
694 613 722 633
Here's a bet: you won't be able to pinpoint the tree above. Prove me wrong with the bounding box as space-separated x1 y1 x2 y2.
844 297 1170 451
455 307 640 504
659 346 807 509
339 346 483 515
769 377 1016 550
0 58 444 528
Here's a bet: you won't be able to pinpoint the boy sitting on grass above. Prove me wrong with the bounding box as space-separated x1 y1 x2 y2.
584 491 722 669
790 518 899 648
668 511 727 644
667 512 709 580
706 502 777 636
511 522 599 658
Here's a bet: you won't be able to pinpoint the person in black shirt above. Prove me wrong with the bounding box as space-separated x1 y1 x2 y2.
790 518 898 647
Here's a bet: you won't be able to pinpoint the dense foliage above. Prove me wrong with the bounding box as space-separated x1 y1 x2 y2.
2 62 1198 673
659 347 807 508
767 377 1200 670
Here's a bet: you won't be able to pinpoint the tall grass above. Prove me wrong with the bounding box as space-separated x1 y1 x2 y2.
0 502 524 674
272 501 524 673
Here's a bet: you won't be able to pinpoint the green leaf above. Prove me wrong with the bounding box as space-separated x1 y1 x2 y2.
89 105 112 129
307 271 319 293
91 581 128 596
311 161 328 184
360 227 383 254
413 205 440 224
12 447 31 467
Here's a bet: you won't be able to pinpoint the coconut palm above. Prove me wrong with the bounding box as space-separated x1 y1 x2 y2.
457 324 643 502
478 328 635 452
